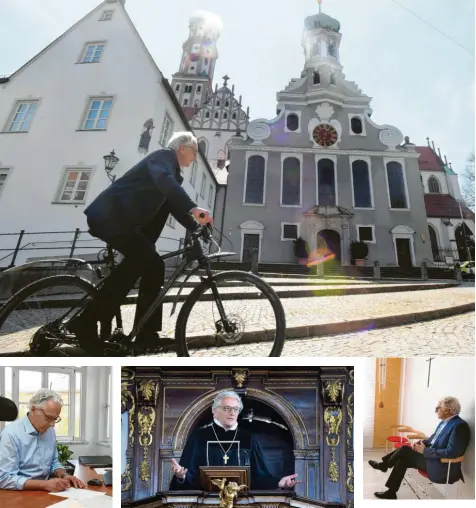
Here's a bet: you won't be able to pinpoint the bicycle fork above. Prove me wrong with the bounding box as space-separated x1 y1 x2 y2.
204 265 234 333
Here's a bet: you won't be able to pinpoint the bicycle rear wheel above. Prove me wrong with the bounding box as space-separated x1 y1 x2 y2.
175 270 286 357
0 275 99 356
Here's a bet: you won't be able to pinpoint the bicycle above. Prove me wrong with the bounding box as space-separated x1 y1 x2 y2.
0 225 286 357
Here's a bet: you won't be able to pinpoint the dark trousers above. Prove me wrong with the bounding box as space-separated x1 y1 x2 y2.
84 214 168 336
383 446 427 492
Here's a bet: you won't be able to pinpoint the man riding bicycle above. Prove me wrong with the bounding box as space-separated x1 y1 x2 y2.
67 131 213 353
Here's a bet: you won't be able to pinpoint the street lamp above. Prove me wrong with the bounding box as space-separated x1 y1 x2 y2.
103 149 119 183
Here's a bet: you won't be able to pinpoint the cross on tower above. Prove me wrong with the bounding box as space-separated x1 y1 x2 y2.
223 74 230 87
317 0 323 14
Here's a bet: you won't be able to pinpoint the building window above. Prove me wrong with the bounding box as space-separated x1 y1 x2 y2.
166 215 176 228
198 139 207 156
200 174 207 198
350 117 363 134
282 156 301 206
81 43 105 63
196 85 202 94
225 100 229 107
281 223 299 241
223 112 228 119
214 112 219 119
328 43 337 58
428 176 441 193
216 100 220 106
175 84 180 92
185 85 192 93
232 113 237 120
352 160 372 208
386 161 408 209
286 113 299 132
208 185 214 207
189 161 197 187
357 225 375 243
313 71 320 84
205 111 210 118
244 155 265 204
57 169 92 203
7 100 38 132
0 169 10 197
82 97 113 130
428 224 440 261
330 73 336 85
317 158 336 205
159 112 173 146
183 98 189 106
100 10 114 21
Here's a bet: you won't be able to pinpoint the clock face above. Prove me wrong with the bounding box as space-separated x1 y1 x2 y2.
312 124 338 147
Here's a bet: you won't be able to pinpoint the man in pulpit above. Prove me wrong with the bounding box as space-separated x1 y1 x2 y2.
170 390 299 490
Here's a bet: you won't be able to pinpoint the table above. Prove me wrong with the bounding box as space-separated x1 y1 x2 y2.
0 463 113 508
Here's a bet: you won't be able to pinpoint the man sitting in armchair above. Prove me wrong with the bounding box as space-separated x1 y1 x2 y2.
369 396 470 499
170 390 299 490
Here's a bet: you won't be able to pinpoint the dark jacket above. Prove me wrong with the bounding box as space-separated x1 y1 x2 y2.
422 415 470 484
84 149 197 240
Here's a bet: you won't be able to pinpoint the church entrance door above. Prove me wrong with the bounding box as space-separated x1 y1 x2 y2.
316 229 341 263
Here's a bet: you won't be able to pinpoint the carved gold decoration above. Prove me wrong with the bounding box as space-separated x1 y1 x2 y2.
121 382 136 448
121 461 132 492
347 462 354 493
325 380 343 403
211 478 248 508
347 392 354 449
139 379 158 403
349 369 354 385
121 367 135 381
232 369 248 388
138 407 156 482
324 407 342 482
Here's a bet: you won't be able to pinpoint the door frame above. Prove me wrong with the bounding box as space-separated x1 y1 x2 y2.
316 228 342 263
240 220 264 263
391 225 415 267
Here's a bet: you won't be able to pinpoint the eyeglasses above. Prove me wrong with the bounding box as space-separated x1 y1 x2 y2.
435 406 446 412
37 407 62 424
218 406 240 414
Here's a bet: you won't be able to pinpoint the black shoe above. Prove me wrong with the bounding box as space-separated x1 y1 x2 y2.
133 332 176 353
368 460 388 472
66 315 100 353
374 490 397 499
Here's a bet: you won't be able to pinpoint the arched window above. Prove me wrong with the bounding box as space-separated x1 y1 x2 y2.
223 112 228 119
328 43 337 58
216 100 221 106
386 161 408 209
351 117 363 134
318 159 336 205
214 112 219 119
205 111 210 118
282 157 301 206
245 155 265 204
428 225 440 261
428 176 441 193
313 72 320 84
225 100 229 107
330 73 336 85
198 139 207 156
286 113 299 132
352 160 371 208
232 113 237 120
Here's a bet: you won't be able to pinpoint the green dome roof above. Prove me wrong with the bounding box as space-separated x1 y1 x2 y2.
305 12 341 33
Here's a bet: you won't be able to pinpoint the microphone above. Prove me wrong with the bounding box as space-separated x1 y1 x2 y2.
0 396 18 422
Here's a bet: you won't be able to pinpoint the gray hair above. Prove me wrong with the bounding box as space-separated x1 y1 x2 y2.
167 131 198 150
440 396 461 415
28 389 63 410
212 390 243 412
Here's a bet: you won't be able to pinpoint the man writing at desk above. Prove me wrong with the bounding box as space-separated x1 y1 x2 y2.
170 390 299 490
0 389 85 492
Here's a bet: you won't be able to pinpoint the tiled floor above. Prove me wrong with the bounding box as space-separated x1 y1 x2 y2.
364 449 446 500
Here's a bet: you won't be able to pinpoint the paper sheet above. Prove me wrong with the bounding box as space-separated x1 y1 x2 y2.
93 468 112 475
49 487 106 500
47 495 112 508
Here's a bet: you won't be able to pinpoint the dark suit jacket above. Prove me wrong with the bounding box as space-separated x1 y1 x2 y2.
422 415 470 484
85 149 197 241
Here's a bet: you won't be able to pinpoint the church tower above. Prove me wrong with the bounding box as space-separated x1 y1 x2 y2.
171 12 222 120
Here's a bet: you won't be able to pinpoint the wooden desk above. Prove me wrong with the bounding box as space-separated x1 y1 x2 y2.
0 463 113 508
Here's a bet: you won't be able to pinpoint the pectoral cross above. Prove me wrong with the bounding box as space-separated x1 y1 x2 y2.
426 357 434 387
223 453 229 465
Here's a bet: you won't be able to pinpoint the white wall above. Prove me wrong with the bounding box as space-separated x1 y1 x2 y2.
362 358 376 450
400 358 475 499
421 170 449 195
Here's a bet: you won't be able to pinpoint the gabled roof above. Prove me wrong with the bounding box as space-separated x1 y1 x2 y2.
1 0 217 185
415 146 446 172
424 194 475 221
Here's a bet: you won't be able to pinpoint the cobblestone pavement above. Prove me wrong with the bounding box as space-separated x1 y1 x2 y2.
155 312 473 357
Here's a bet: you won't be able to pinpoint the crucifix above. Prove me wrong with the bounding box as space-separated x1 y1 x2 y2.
223 453 229 464
426 357 435 387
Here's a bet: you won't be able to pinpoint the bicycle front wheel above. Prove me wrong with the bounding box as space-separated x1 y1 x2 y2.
175 270 286 357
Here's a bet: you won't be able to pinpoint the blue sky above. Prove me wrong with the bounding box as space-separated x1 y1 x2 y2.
1 0 474 176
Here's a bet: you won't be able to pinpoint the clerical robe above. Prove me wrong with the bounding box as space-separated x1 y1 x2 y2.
170 422 279 490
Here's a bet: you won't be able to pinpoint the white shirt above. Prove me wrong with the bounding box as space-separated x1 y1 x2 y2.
214 417 238 431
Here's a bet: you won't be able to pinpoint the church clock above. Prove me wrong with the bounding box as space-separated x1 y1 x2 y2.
312 123 338 147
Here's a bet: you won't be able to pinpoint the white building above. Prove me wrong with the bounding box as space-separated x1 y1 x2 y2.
0 0 217 267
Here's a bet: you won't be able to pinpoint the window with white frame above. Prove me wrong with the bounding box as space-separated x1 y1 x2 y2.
81 42 105 63
386 160 408 209
100 10 114 21
166 214 176 228
357 225 375 243
82 97 113 130
7 100 38 132
1 367 84 440
208 184 214 207
281 223 299 241
57 169 92 203
428 176 441 194
200 173 207 198
189 161 197 187
159 112 173 147
0 169 10 197
281 156 301 206
244 154 266 204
